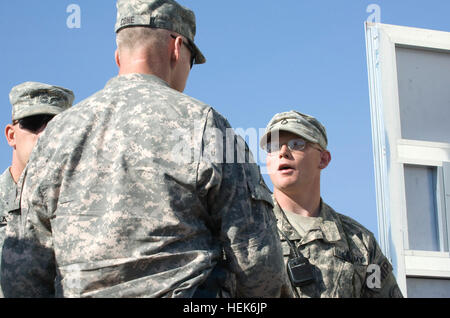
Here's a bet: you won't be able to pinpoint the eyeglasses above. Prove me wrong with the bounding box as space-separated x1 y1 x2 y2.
265 138 323 154
13 114 54 134
170 34 195 69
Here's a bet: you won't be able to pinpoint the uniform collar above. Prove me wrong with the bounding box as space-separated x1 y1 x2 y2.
106 73 171 89
273 198 342 244
315 201 342 243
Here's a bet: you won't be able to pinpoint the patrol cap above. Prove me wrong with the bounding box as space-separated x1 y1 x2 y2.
260 110 328 150
115 0 206 65
9 82 75 121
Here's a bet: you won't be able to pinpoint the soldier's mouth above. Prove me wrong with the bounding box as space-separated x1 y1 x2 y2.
278 164 294 171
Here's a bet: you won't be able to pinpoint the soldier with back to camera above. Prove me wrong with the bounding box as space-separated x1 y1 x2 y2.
2 0 285 298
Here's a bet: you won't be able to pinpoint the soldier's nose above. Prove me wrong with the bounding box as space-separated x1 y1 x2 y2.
278 144 290 158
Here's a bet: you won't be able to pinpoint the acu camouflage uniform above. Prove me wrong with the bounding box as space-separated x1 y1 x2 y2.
0 169 20 298
0 169 17 243
274 199 403 298
1 73 284 298
0 82 74 298
261 110 402 298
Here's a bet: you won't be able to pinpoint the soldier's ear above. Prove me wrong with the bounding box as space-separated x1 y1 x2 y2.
319 150 331 170
170 36 183 66
5 124 16 148
115 49 121 68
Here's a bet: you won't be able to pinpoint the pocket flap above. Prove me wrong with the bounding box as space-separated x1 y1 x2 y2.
248 181 274 207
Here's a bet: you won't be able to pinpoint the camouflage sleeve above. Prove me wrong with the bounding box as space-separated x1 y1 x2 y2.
362 235 403 298
196 108 285 298
1 137 57 297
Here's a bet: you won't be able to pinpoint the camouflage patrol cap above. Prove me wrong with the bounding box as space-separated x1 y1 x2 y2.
9 82 74 121
260 110 328 150
115 0 206 65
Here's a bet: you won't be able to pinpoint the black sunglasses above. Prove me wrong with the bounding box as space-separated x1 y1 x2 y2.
14 114 55 134
170 34 195 69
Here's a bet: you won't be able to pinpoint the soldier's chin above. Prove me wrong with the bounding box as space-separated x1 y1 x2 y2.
274 180 299 191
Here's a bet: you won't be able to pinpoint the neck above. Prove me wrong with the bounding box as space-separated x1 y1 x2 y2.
118 51 171 85
274 184 321 217
9 154 23 184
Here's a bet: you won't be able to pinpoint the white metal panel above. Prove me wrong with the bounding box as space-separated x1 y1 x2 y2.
397 140 450 166
365 22 392 260
366 22 450 298
405 253 450 278
366 22 408 295
374 23 450 51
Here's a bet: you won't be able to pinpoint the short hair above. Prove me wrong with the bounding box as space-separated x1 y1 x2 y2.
116 27 170 52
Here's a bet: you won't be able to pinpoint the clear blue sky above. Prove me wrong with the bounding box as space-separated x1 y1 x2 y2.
1 0 450 238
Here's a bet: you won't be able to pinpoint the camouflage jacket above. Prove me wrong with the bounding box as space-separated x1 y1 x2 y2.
274 199 403 298
1 74 284 298
0 168 20 298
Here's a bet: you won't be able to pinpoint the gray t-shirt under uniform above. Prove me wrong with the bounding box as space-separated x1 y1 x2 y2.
284 210 319 237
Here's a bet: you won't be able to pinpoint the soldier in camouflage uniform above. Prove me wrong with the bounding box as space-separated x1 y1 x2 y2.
1 0 285 298
0 82 74 297
260 110 403 298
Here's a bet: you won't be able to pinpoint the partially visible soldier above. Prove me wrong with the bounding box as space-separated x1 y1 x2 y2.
1 0 285 298
260 110 403 298
0 82 74 297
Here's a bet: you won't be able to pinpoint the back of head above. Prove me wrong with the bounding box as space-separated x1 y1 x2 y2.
115 0 205 64
116 26 170 56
